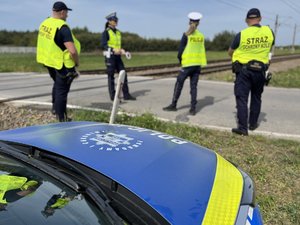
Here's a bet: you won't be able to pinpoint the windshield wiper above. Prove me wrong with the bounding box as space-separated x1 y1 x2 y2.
38 152 125 225
0 141 80 191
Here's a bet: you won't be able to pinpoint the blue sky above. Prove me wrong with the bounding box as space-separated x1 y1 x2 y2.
1 0 299 46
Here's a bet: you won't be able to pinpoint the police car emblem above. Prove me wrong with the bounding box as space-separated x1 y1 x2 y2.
80 131 143 151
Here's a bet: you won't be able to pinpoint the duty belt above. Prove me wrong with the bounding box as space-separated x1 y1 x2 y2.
232 61 267 73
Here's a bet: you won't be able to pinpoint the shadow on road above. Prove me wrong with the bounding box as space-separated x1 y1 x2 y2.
131 89 151 98
175 96 215 122
177 96 215 112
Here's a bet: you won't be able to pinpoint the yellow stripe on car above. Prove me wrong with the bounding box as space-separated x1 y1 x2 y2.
202 153 243 225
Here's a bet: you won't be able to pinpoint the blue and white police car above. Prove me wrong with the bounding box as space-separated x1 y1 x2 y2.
0 121 263 225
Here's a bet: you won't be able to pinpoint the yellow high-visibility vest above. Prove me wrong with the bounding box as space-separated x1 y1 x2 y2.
0 175 27 204
36 17 80 69
232 26 274 64
181 30 207 67
107 28 121 49
51 197 70 209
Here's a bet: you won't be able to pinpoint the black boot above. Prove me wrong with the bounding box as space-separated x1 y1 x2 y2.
189 107 196 115
124 94 136 100
163 104 177 111
232 128 248 136
249 123 259 131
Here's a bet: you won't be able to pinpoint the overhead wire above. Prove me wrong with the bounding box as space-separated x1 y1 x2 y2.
215 0 299 44
215 0 247 11
215 0 275 22
280 0 300 14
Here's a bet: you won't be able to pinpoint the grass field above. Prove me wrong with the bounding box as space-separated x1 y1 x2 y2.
0 48 299 72
199 67 300 89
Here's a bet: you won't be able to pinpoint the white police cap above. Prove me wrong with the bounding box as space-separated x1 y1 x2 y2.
188 12 203 21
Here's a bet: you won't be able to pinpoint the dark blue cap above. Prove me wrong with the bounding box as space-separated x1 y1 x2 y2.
53 1 72 11
106 12 118 21
246 8 261 19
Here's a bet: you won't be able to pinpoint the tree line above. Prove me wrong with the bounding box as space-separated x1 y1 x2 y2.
0 27 237 52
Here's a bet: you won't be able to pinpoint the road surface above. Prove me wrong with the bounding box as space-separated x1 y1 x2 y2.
0 72 299 141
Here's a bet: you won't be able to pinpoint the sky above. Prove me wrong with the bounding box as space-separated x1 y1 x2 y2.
0 0 299 46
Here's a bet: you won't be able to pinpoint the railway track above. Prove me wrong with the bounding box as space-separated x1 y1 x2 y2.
80 54 300 77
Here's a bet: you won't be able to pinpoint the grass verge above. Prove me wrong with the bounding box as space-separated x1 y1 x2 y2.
200 66 300 89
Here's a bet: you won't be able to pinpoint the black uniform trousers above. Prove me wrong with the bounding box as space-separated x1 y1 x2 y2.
171 66 201 109
46 67 56 112
105 55 130 100
48 67 74 121
234 67 265 132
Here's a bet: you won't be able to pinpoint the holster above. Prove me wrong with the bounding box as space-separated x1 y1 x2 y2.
66 71 79 84
232 61 242 73
265 71 272 86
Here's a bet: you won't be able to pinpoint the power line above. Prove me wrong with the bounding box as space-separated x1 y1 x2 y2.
280 0 300 14
215 0 247 11
289 0 300 9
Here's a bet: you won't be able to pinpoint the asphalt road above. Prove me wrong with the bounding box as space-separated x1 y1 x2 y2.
0 72 299 141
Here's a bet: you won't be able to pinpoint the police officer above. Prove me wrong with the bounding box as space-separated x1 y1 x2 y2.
228 8 274 135
41 192 72 217
37 1 80 122
101 12 136 101
0 174 41 210
163 12 207 115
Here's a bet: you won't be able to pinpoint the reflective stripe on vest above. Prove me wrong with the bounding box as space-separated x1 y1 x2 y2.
232 26 274 64
36 17 80 69
107 28 121 49
0 175 27 204
181 30 207 67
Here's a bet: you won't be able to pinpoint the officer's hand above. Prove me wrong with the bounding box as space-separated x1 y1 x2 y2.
120 49 126 55
113 49 122 55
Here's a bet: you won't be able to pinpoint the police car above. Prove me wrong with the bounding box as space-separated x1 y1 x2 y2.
0 122 263 225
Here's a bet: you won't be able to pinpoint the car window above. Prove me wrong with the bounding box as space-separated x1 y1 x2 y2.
0 154 112 225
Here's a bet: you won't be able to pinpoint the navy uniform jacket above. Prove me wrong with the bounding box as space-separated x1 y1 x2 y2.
177 33 188 64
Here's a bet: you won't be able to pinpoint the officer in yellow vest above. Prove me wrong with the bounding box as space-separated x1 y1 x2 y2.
228 8 274 135
163 12 207 115
101 12 136 101
36 1 80 122
41 192 72 217
0 174 41 211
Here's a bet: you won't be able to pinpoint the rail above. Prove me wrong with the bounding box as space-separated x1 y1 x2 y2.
80 54 300 77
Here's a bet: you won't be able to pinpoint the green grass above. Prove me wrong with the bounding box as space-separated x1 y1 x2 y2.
1 51 227 72
69 110 300 225
0 53 43 72
1 48 297 73
201 67 300 89
271 67 300 88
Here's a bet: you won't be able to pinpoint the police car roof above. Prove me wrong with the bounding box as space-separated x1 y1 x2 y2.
0 121 217 225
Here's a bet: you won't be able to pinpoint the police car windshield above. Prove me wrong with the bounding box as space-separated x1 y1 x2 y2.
0 153 113 225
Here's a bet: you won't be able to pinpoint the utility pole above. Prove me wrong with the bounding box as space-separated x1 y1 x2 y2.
271 14 279 56
291 24 297 53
